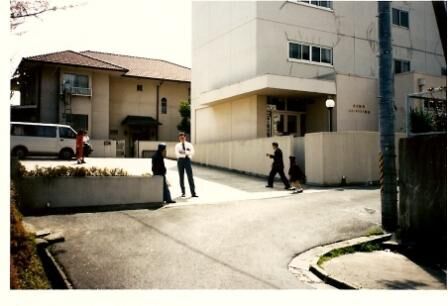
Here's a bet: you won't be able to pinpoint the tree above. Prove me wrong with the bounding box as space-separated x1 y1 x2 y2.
177 100 190 135
10 0 78 31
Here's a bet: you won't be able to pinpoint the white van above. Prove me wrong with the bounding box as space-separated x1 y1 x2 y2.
10 122 78 160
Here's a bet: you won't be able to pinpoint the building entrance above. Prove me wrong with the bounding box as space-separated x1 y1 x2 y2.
266 96 307 137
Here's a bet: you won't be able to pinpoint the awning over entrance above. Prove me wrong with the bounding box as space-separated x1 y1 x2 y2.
121 115 161 126
197 74 337 106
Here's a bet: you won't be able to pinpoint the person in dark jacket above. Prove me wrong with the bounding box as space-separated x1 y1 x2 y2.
288 156 304 194
152 143 175 204
266 142 291 189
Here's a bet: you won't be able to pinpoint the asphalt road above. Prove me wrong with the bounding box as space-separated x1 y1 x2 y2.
25 185 381 288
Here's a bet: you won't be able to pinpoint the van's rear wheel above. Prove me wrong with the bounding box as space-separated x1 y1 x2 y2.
12 147 27 160
59 148 74 160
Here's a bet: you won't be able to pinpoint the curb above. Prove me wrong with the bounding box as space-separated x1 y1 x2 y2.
310 233 392 289
289 233 392 289
37 244 73 289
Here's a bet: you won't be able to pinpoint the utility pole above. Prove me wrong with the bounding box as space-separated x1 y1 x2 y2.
378 1 398 232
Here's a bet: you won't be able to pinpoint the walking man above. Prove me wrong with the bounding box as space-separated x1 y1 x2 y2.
152 143 175 204
266 142 291 189
175 132 198 198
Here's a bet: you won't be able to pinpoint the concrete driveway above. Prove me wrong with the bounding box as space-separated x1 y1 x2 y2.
22 158 381 289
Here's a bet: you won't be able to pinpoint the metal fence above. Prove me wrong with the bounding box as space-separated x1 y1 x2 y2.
405 86 447 136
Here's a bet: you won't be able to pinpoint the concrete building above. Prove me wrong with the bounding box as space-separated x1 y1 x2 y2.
11 50 190 156
192 1 446 144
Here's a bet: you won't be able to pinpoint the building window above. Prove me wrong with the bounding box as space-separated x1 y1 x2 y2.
442 67 447 76
62 73 91 95
394 59 411 74
137 84 143 91
161 98 167 114
289 42 332 65
66 114 88 132
299 0 333 9
392 8 409 28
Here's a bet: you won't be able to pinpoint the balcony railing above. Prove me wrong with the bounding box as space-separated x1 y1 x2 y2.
60 86 92 96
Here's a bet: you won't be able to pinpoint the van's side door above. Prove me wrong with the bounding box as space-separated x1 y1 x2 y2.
58 127 77 153
35 126 58 154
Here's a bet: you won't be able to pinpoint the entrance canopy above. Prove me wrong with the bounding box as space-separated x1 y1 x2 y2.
197 74 337 106
121 115 161 126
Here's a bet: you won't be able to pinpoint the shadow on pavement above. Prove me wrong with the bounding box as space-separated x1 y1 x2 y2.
23 203 163 216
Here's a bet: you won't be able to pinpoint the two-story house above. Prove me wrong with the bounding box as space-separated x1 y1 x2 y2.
191 1 446 144
11 50 190 156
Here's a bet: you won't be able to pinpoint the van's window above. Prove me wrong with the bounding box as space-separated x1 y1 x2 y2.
59 127 77 139
11 125 25 136
11 124 56 137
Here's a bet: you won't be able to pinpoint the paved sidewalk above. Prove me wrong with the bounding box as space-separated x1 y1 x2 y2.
321 250 447 289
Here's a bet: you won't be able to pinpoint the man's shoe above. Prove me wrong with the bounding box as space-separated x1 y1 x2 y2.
265 185 273 188
288 186 295 190
166 200 176 204
192 194 199 198
284 186 292 190
181 193 186 198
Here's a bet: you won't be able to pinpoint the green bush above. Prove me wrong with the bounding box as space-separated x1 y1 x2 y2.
410 109 435 133
21 165 129 177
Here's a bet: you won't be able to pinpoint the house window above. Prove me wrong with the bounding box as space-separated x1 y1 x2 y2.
66 114 88 132
392 8 409 28
299 0 333 9
137 84 143 91
161 98 167 114
289 42 332 65
394 59 411 74
62 73 91 95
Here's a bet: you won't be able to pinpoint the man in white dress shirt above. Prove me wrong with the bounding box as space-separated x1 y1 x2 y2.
175 132 198 197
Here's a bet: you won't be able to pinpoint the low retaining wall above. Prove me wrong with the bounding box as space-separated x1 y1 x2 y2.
136 141 177 158
193 136 294 176
89 139 117 158
17 176 163 213
137 136 294 177
398 134 447 264
304 131 406 185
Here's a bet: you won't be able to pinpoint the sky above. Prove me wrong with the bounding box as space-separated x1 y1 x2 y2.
10 0 193 76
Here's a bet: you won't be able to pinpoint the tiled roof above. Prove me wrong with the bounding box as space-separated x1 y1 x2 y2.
81 50 191 82
25 50 126 71
23 50 191 82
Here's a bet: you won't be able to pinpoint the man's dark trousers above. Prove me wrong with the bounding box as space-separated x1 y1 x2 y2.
267 167 290 188
178 157 195 195
162 176 173 202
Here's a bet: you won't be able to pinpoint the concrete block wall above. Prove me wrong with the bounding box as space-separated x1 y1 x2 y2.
304 131 406 185
139 136 294 177
398 134 447 264
17 176 163 214
89 139 117 158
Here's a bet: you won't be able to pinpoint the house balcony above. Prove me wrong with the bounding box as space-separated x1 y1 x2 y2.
60 86 92 96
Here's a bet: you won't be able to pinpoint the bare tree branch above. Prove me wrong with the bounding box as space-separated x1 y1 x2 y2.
10 0 82 31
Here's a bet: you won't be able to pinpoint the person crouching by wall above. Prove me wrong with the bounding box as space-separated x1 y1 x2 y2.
76 130 85 164
288 156 305 194
152 143 176 204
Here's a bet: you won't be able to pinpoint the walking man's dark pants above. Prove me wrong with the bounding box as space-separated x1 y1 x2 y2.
162 176 173 202
268 167 290 188
178 158 196 195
